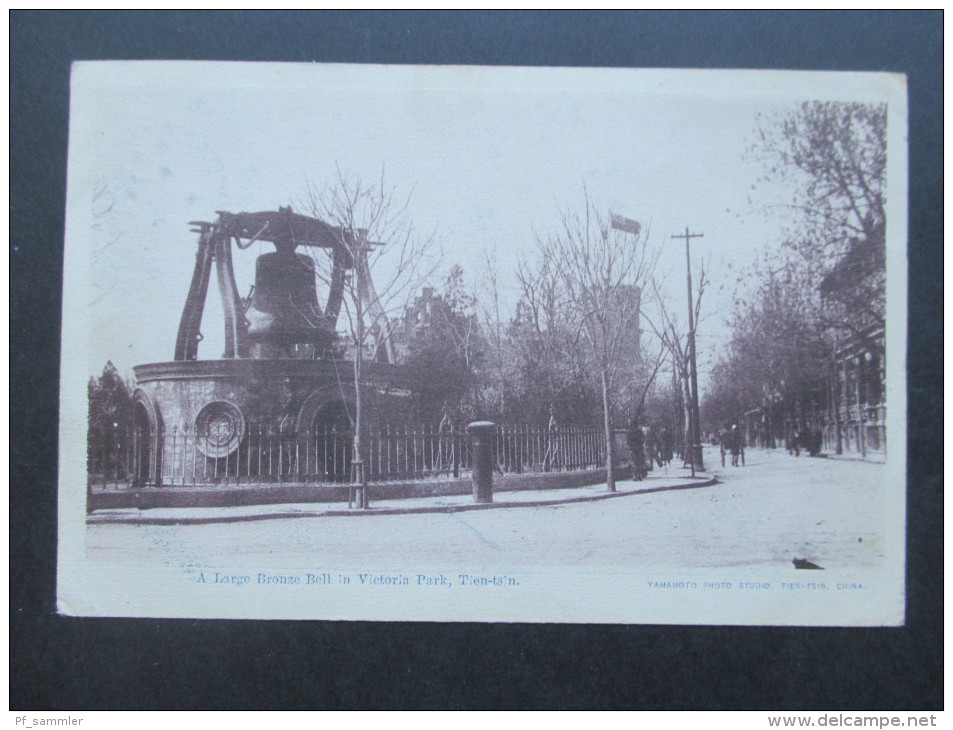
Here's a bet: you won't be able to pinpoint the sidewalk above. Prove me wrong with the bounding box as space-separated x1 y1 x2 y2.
86 470 717 525
820 450 886 465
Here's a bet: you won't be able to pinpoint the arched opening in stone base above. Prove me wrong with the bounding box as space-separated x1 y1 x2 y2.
132 390 163 487
309 400 353 483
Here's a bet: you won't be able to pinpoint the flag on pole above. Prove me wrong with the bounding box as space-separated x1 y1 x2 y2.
610 212 641 236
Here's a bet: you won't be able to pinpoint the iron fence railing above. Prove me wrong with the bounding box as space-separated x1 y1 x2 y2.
807 403 887 455
88 423 608 489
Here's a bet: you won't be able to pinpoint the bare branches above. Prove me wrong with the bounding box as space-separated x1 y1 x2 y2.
631 345 667 418
299 168 441 506
750 101 887 258
302 167 441 353
645 266 706 383
712 102 889 430
537 192 654 382
527 190 657 491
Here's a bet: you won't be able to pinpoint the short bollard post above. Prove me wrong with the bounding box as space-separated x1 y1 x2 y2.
468 421 497 504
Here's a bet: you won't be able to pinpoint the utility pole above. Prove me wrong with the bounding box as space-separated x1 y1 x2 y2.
672 227 704 471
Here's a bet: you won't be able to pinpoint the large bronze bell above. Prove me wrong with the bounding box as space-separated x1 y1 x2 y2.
245 250 334 358
175 209 350 362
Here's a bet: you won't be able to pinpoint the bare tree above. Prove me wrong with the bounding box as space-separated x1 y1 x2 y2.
303 167 439 507
643 264 709 465
509 248 595 425
750 101 887 356
474 243 515 420
707 257 831 450
751 101 886 262
537 191 656 492
700 103 890 456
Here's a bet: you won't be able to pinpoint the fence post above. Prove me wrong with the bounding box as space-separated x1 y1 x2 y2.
112 422 120 488
169 425 178 487
468 421 497 504
451 424 460 478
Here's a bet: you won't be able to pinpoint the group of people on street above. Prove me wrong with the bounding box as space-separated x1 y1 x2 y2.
719 424 745 467
626 412 826 482
626 416 674 481
713 419 824 464
786 424 824 457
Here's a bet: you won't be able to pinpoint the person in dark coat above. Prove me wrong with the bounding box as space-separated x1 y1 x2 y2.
644 427 659 470
728 424 744 466
659 426 674 465
805 428 823 457
627 416 646 481
787 420 801 456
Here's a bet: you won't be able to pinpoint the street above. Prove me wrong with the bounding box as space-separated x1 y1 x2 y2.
86 447 889 572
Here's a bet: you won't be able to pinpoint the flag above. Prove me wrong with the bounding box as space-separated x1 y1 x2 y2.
610 212 641 236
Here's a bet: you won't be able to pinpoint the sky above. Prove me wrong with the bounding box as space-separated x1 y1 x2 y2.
64 62 897 393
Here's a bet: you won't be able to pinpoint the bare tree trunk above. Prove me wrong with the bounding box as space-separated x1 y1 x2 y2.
353 293 367 508
832 361 847 454
600 368 616 492
833 359 844 454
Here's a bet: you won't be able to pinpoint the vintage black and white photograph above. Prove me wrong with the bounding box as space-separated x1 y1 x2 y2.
58 62 907 624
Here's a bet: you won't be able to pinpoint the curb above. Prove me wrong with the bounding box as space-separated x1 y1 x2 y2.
86 467 625 512
87 476 718 526
817 453 886 465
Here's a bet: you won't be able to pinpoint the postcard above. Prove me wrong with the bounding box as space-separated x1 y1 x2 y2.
58 62 907 624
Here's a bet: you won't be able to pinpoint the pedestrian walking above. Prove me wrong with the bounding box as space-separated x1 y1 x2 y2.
627 416 646 481
786 419 801 457
660 426 674 465
728 423 744 466
644 427 658 471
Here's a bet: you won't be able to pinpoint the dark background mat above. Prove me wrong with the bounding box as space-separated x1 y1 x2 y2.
10 10 942 710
